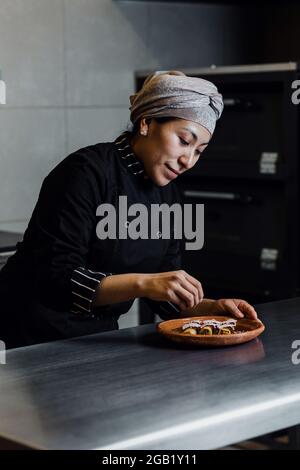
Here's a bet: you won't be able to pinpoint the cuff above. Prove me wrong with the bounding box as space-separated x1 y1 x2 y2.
70 267 112 318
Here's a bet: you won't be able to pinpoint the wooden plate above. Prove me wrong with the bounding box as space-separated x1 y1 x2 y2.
157 315 265 347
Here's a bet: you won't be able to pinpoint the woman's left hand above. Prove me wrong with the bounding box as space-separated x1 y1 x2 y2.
214 298 258 320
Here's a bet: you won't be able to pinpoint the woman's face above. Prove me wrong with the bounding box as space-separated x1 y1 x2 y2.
131 118 211 186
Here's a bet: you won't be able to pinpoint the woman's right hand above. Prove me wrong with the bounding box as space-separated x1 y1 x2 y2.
138 270 204 311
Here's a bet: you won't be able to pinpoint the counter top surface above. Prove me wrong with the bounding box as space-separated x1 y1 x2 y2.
0 231 23 252
0 297 300 449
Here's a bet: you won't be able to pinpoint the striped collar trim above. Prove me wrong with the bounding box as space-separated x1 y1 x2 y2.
114 131 146 179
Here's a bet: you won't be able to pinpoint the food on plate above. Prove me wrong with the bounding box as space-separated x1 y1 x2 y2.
182 318 238 336
183 327 197 335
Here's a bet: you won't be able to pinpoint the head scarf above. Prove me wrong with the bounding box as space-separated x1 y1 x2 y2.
129 70 223 135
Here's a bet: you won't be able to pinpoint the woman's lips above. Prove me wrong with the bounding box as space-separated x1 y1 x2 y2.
165 163 179 178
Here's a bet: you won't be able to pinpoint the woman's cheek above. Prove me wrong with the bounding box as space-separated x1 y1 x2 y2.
162 142 178 159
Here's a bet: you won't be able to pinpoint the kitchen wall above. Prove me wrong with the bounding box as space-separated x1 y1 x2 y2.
259 4 300 64
0 0 246 327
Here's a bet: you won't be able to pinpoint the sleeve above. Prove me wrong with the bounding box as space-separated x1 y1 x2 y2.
30 155 112 318
70 267 112 318
141 183 185 321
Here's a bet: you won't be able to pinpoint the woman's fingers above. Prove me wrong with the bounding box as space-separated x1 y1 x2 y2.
235 300 258 320
183 272 204 302
175 270 203 304
173 284 198 309
168 290 188 310
179 276 200 306
221 299 244 318
217 298 258 320
154 270 203 308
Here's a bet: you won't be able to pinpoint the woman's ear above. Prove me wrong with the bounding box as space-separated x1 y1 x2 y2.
139 117 150 136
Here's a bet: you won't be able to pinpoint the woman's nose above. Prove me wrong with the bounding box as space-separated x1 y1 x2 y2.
178 151 194 170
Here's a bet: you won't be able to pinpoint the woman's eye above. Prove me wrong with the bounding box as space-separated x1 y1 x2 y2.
179 137 189 145
179 137 202 157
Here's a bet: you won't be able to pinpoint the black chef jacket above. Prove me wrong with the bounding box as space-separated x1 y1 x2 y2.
0 131 183 348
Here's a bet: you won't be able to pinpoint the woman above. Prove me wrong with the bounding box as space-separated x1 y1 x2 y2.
0 70 257 349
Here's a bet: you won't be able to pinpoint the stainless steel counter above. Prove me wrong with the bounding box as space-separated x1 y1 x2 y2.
0 231 23 253
0 231 23 271
0 297 300 450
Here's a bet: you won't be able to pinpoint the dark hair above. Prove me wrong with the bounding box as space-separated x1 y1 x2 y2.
127 116 178 136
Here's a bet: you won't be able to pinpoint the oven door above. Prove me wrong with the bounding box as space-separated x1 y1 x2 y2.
179 179 291 301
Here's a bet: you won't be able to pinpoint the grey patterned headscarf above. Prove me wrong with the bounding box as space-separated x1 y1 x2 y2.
129 70 223 135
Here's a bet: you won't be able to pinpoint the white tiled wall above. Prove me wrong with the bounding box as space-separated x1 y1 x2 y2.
0 0 245 328
0 108 65 221
64 0 150 107
66 107 130 154
0 0 64 106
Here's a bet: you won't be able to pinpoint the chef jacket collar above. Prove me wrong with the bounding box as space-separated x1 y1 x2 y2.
114 131 147 180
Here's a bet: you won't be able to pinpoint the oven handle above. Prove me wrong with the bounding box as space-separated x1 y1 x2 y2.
183 190 254 204
223 97 259 111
